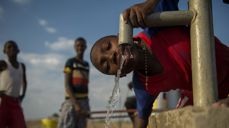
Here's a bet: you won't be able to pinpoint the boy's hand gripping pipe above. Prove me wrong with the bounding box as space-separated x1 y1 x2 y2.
118 10 193 46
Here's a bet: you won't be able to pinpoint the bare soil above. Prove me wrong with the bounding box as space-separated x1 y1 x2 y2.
26 119 133 128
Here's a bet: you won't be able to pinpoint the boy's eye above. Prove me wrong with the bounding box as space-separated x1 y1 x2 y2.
107 42 111 50
102 42 111 51
100 58 110 74
104 61 109 73
102 60 110 74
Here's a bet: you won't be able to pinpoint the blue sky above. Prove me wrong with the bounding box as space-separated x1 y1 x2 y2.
0 0 228 120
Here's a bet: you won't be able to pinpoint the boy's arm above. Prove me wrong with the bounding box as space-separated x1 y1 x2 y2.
223 0 229 4
135 117 148 128
144 0 161 13
135 93 156 128
0 60 7 72
133 82 157 127
20 63 27 102
122 0 160 27
65 73 81 112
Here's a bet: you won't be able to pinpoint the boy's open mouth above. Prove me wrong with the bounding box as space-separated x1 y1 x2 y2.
120 46 134 69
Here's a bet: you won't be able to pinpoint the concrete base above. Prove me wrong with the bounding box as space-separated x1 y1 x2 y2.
149 106 229 128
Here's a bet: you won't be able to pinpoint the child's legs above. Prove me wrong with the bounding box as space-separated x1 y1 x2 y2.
0 95 9 127
76 99 90 128
7 96 26 128
125 96 137 122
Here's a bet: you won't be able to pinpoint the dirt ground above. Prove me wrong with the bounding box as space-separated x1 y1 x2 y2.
26 119 133 128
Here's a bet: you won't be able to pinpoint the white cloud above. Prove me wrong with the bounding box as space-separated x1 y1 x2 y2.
46 27 56 34
20 52 65 70
19 50 133 119
17 52 66 119
89 65 133 110
19 52 66 119
38 19 57 34
45 37 74 51
38 19 47 26
22 66 64 120
13 0 31 5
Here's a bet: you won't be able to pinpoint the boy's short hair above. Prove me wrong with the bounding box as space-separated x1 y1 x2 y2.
3 40 19 53
75 37 86 44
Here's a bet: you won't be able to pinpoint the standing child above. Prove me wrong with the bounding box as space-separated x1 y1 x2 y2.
0 40 27 128
58 37 90 128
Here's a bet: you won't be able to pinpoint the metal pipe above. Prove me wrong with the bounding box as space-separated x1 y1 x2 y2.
90 115 129 120
118 13 133 45
189 0 218 106
89 109 136 114
118 11 193 45
145 11 193 27
118 0 217 106
89 108 168 115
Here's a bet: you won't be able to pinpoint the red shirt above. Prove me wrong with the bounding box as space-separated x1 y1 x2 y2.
135 27 229 99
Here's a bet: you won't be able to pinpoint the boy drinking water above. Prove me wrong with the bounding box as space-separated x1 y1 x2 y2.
90 26 229 127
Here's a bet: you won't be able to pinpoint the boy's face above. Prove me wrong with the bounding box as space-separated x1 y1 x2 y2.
74 41 86 55
4 42 19 58
91 36 134 75
91 36 120 75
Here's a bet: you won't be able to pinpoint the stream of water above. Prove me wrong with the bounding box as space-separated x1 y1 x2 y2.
104 55 126 128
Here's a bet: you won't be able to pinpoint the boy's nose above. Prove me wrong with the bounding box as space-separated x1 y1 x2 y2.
108 52 115 63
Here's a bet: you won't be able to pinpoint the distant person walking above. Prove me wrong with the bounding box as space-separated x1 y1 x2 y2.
58 37 90 128
0 40 27 128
